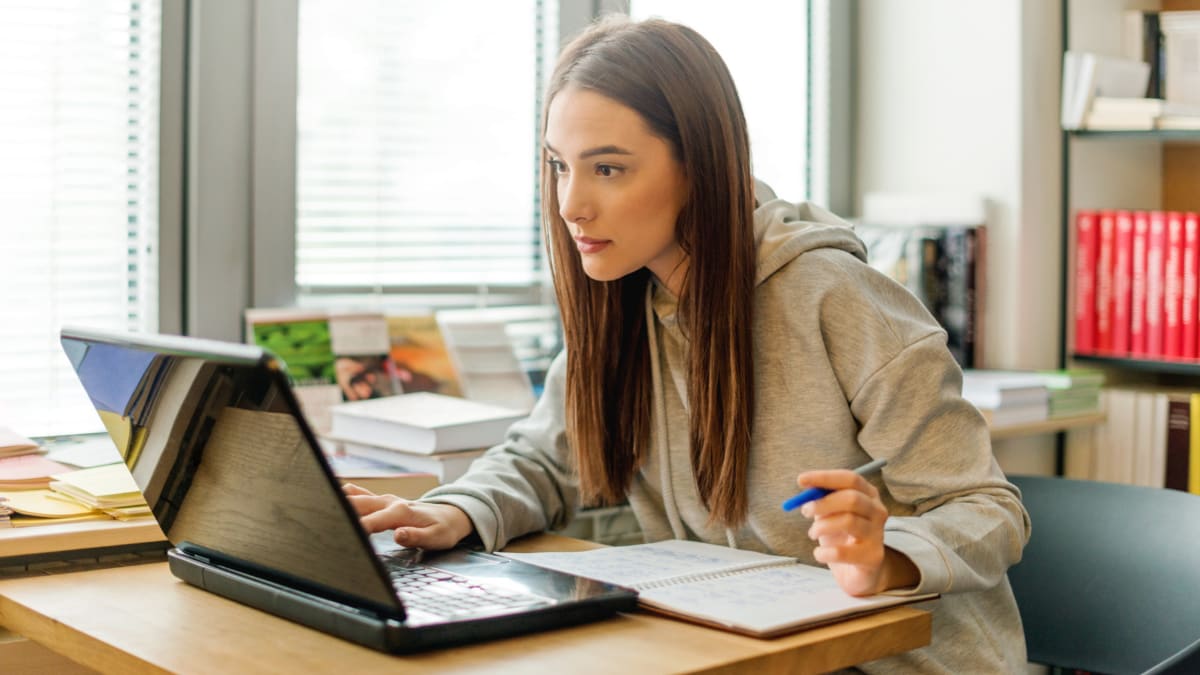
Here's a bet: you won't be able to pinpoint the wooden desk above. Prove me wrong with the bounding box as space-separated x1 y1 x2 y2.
0 534 931 674
0 519 165 560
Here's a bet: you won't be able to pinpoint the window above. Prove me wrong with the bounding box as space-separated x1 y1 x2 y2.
629 0 809 201
294 0 557 308
0 0 161 436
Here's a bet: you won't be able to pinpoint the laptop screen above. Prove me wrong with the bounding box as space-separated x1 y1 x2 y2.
61 327 402 612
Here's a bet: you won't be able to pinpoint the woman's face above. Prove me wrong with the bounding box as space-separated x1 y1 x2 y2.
544 87 689 294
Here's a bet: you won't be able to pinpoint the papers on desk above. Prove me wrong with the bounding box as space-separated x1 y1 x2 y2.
50 464 146 509
0 463 153 527
502 539 936 638
45 435 124 468
0 455 72 490
0 426 40 458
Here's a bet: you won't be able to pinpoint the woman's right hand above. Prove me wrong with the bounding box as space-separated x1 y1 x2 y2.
343 483 474 550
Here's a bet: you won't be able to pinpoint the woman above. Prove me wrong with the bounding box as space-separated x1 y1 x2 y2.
346 16 1030 673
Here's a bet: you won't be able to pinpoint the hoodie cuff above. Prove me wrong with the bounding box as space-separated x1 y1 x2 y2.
882 528 952 596
420 494 501 552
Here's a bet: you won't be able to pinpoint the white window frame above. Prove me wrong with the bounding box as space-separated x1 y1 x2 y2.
178 0 851 344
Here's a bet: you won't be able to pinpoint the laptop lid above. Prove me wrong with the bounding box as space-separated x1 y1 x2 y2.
60 326 404 618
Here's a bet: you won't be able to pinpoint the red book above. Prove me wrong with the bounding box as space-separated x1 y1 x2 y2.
1146 210 1168 359
1074 210 1099 354
1184 211 1200 359
1165 211 1186 359
1095 211 1116 354
1112 210 1135 356
1131 210 1150 357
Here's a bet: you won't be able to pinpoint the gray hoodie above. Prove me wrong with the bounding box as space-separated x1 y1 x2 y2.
422 189 1031 673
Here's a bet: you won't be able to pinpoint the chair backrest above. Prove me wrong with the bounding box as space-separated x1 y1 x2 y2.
1008 475 1200 675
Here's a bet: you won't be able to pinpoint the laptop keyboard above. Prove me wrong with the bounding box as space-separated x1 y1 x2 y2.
385 562 552 624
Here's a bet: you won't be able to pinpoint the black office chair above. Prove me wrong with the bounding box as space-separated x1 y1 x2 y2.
1008 475 1200 675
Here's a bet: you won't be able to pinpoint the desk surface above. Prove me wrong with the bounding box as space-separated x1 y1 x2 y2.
0 534 931 675
0 519 165 559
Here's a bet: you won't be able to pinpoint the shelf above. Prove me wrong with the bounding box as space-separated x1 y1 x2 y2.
988 412 1105 441
1068 129 1200 142
1072 353 1200 377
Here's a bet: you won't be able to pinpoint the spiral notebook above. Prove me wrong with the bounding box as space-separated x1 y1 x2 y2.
501 539 936 638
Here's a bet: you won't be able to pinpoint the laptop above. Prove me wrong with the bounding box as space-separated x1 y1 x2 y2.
59 326 638 653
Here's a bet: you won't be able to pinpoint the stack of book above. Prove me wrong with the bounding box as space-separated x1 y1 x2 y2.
1062 11 1200 131
325 453 440 498
1060 51 1151 129
961 371 1050 428
1036 369 1105 419
244 307 537 435
1082 97 1200 131
326 392 526 484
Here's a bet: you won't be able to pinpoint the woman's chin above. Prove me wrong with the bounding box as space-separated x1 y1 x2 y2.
581 262 636 283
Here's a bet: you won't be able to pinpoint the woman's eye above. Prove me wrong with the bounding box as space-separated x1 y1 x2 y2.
596 165 619 177
546 159 566 175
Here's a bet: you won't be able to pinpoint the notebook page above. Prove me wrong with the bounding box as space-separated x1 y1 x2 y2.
500 539 795 588
638 564 916 635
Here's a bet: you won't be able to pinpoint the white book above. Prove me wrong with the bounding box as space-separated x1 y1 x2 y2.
329 392 525 454
501 540 935 638
1061 51 1151 129
337 441 486 483
961 371 1049 410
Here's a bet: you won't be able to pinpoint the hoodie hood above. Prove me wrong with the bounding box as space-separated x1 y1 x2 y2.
752 180 867 286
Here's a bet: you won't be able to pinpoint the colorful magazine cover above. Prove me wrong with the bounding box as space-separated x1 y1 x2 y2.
386 314 461 396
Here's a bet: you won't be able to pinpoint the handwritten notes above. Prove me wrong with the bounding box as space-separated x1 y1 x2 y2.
502 539 935 638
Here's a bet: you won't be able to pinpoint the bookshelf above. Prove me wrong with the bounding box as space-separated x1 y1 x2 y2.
1059 0 1200 483
1062 0 1200 377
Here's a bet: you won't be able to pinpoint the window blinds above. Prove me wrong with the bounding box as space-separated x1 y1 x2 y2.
295 0 553 297
0 0 161 437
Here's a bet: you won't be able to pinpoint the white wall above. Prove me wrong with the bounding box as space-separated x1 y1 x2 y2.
855 0 1063 475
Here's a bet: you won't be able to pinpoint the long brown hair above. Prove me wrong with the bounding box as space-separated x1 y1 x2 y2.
542 17 757 526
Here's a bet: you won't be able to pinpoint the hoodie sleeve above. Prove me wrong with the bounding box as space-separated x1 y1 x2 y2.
418 351 579 551
850 330 1032 597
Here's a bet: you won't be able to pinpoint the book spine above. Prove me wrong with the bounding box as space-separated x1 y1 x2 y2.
1166 397 1191 492
1112 210 1135 356
1095 211 1116 354
1191 394 1200 496
1131 210 1150 357
1146 210 1168 359
1184 211 1200 359
1074 210 1099 354
937 228 978 369
1165 211 1185 359
1146 12 1163 99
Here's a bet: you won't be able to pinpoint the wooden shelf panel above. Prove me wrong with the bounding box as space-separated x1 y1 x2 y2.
988 413 1105 441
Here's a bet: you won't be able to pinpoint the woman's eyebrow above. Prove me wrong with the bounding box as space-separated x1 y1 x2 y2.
543 142 634 159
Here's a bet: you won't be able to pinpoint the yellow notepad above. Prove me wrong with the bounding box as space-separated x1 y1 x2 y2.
49 463 147 509
0 488 102 518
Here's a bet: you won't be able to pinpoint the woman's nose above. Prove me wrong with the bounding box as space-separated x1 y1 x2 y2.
558 176 593 224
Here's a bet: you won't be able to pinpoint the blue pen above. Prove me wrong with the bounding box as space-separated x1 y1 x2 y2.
781 458 889 512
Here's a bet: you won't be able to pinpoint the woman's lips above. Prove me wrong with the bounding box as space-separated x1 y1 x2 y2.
574 235 611 254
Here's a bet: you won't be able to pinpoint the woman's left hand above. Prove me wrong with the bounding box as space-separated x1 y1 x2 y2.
794 469 917 596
